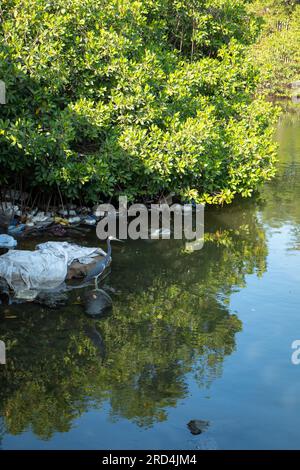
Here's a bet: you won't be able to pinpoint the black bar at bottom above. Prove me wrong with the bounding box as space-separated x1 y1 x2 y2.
0 450 299 466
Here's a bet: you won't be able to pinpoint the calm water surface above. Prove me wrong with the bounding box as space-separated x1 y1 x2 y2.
1 109 300 450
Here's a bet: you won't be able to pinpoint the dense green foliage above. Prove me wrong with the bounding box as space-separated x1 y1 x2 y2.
0 0 278 204
249 0 300 95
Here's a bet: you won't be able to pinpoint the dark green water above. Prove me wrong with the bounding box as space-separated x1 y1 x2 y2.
1 109 300 450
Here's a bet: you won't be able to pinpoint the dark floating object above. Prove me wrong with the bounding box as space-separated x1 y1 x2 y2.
187 419 209 435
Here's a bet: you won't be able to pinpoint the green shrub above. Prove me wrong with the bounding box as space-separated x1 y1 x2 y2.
249 1 300 96
0 0 278 204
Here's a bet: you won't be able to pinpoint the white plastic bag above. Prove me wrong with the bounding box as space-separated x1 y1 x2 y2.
0 234 17 249
0 241 106 293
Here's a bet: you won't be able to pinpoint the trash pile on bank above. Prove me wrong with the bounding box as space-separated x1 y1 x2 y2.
0 191 108 241
0 190 198 247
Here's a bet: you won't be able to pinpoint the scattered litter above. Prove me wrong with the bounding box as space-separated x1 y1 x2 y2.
31 211 52 223
8 224 26 236
68 216 81 224
1 193 192 240
54 217 69 226
0 198 104 238
59 209 77 217
83 215 97 225
0 202 19 216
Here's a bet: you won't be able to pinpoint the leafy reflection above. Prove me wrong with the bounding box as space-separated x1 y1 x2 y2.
260 107 300 228
0 202 267 438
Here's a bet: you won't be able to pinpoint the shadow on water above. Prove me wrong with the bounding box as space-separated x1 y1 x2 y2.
0 108 299 447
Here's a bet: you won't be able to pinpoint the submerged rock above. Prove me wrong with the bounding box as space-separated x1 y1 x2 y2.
84 289 112 317
187 419 209 435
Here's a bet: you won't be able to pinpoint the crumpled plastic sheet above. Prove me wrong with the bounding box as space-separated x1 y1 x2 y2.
0 234 17 249
0 241 106 294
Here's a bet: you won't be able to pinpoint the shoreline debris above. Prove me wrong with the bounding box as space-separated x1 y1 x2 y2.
0 241 107 301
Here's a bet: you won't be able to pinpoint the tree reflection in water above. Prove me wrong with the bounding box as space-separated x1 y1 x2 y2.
0 201 267 438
